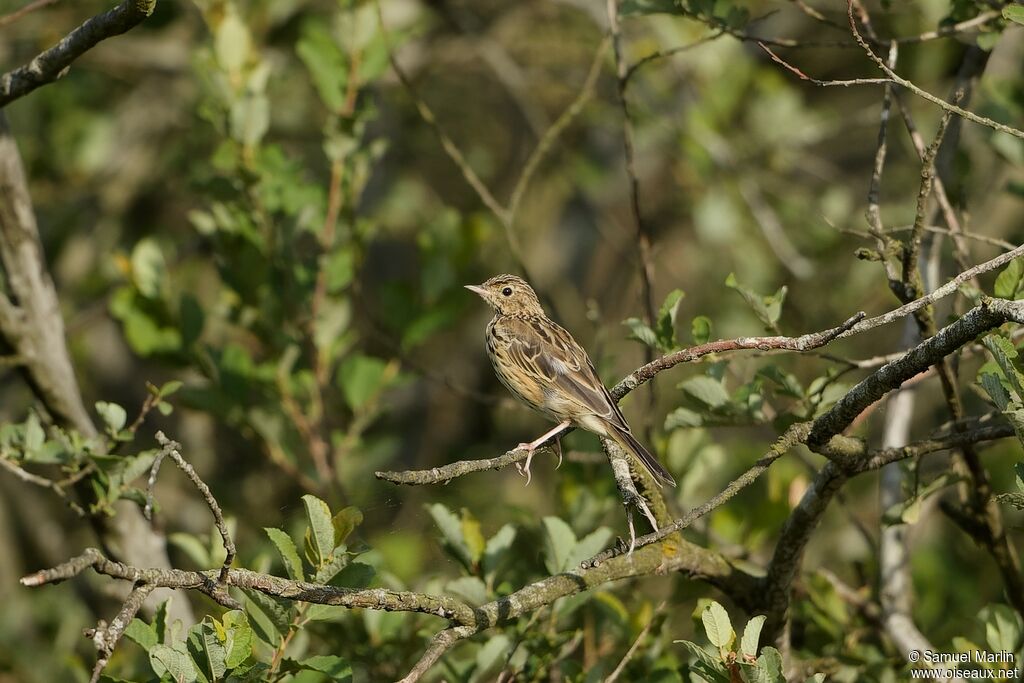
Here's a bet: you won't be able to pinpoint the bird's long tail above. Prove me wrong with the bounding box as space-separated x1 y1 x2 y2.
608 426 676 488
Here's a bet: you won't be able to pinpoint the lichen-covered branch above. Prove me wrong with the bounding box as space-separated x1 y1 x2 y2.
809 298 1024 450
0 0 157 107
759 299 1024 641
23 526 759 682
21 547 477 624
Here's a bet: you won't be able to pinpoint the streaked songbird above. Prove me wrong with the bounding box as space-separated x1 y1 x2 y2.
466 274 676 488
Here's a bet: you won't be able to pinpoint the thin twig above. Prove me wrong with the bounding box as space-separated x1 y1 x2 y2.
397 626 475 683
623 31 724 86
153 432 235 582
87 584 155 683
846 0 1024 140
604 601 666 683
607 0 658 417
0 0 59 28
507 36 610 223
758 42 889 87
0 456 86 515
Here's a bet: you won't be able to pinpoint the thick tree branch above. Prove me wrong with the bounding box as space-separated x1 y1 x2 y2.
759 300 1024 641
0 0 158 107
810 298 1024 451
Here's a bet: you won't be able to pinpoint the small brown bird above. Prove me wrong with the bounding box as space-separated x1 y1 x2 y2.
466 274 676 488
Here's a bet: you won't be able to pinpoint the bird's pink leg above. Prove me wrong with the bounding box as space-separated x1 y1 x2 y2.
515 420 571 486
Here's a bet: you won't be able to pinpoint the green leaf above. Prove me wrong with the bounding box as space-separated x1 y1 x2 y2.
331 562 375 589
446 576 487 605
302 494 335 567
229 93 270 147
124 618 158 650
482 524 516 577
95 401 128 435
980 604 1022 653
1004 5 1024 27
725 273 787 331
679 375 730 408
623 317 659 349
313 299 352 357
337 354 389 409
264 527 304 581
984 335 1024 400
980 372 1012 410
222 611 253 669
473 634 511 683
757 646 785 682
541 516 577 574
701 601 734 649
214 10 251 73
995 258 1023 299
297 655 352 681
740 615 766 658
332 506 363 548
758 366 804 399
23 413 44 452
427 503 473 569
169 532 211 568
297 22 349 112
691 315 713 345
655 289 685 350
675 640 730 683
149 644 198 683
664 406 704 429
461 508 486 566
158 380 184 398
242 591 292 645
131 238 167 299
323 250 355 293
188 620 227 681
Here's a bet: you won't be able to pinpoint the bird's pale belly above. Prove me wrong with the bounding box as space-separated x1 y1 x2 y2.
490 355 559 420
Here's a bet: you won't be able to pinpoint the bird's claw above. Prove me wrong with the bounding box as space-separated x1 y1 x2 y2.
516 443 535 486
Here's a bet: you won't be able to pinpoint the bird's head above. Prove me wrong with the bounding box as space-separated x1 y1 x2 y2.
465 274 545 316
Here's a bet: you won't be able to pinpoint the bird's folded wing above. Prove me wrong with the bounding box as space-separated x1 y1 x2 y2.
501 317 629 430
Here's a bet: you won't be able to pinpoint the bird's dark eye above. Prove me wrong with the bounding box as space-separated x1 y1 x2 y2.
501 287 513 297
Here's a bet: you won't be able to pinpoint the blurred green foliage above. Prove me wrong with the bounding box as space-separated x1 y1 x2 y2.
1 0 1023 681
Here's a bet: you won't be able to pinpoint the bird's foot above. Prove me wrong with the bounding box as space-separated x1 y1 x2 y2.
552 438 563 470
515 443 537 486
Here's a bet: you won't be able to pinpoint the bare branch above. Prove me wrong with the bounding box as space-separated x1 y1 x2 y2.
584 422 812 567
152 432 235 582
838 244 1024 340
87 583 154 683
507 37 610 224
846 1 1024 140
0 0 158 107
0 0 60 28
607 0 657 344
397 626 475 683
810 298 1024 450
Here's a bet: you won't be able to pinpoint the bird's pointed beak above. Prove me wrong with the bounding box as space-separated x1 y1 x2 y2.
464 284 487 298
